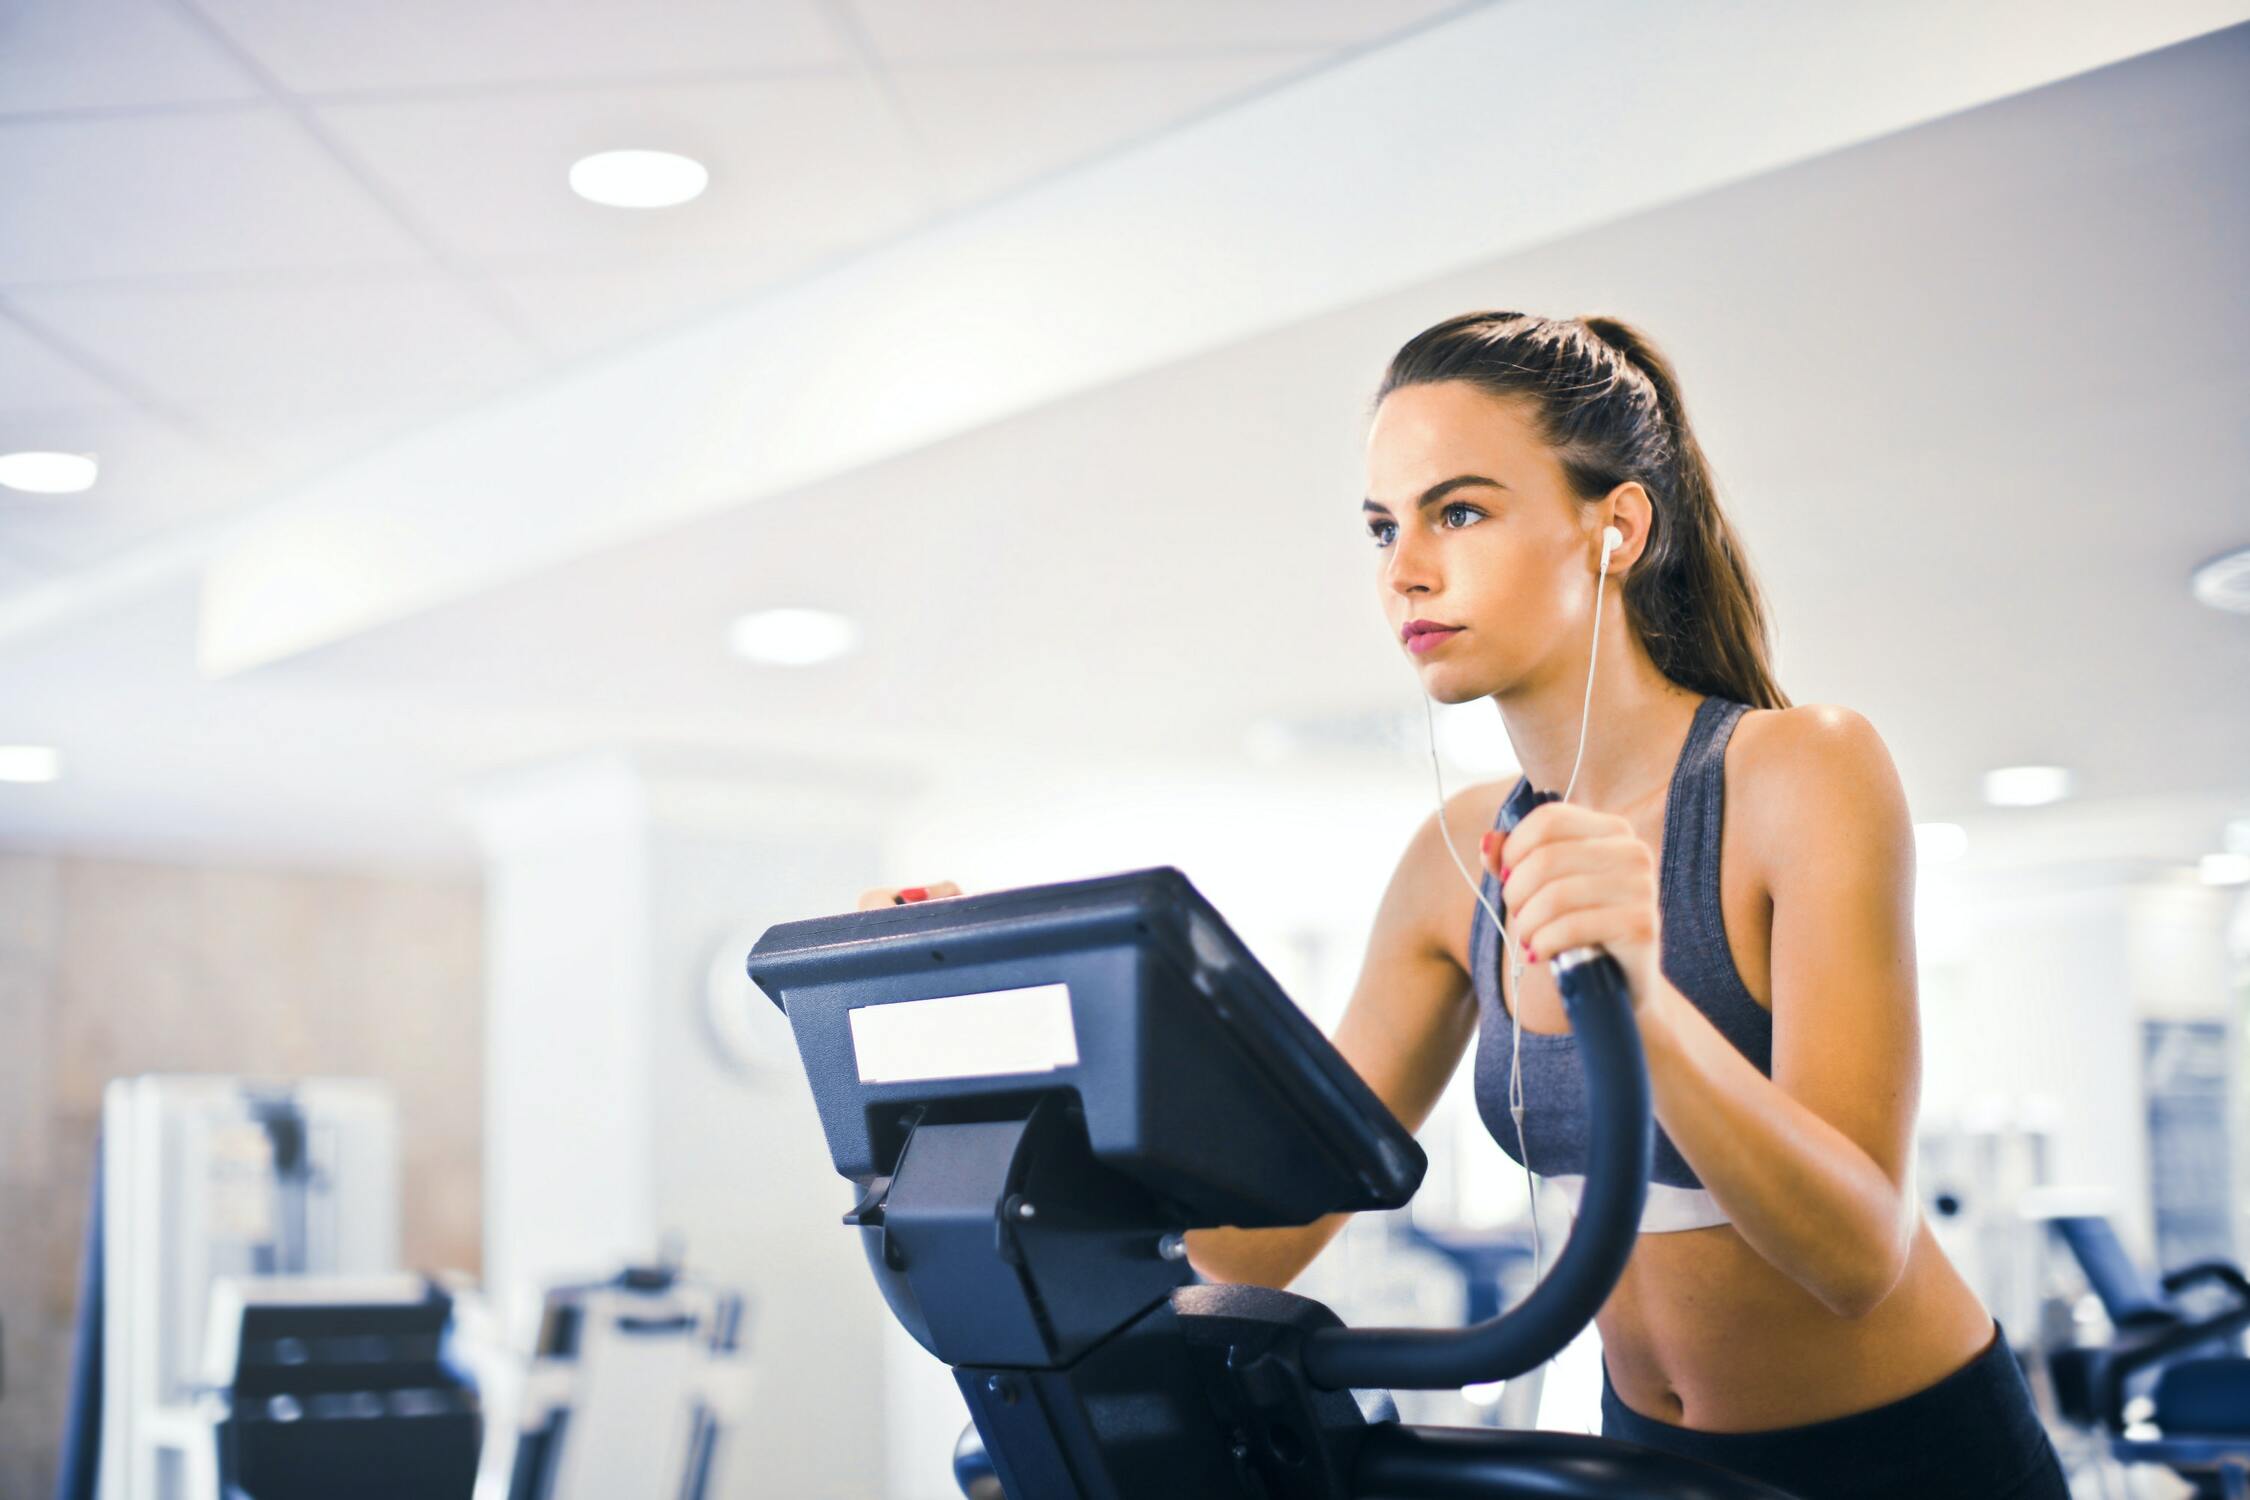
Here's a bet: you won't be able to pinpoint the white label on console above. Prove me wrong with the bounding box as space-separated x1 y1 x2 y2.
848 983 1080 1084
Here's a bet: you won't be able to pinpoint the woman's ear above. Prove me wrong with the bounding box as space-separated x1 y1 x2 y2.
1597 482 1653 573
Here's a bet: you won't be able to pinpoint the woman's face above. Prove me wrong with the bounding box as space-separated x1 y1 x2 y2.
1363 380 1601 703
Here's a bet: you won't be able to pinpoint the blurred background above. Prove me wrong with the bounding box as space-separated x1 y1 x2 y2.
2 2 2247 1498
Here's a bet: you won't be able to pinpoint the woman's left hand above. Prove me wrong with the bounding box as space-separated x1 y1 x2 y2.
1485 802 1663 1014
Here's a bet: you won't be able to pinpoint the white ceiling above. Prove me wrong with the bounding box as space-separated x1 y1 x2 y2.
0 7 2246 871
0 0 1466 578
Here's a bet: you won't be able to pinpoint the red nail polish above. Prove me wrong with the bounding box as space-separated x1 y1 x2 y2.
1500 866 1511 882
1481 832 1495 857
899 886 928 901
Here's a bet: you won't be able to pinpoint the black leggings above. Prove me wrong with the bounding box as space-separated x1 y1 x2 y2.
1598 1322 2072 1500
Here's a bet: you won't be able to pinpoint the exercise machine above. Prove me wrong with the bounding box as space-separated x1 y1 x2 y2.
504 1264 751 1500
2042 1211 2250 1499
199 1273 481 1499
61 1075 413 1500
749 780 1798 1498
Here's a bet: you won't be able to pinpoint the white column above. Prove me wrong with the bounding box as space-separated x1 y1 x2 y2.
462 752 658 1329
464 751 912 1499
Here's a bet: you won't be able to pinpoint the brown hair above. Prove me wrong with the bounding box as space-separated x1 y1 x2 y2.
1374 311 1790 711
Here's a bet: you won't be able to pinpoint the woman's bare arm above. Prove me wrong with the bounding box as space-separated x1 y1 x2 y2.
1184 790 1493 1288
1632 706 1924 1318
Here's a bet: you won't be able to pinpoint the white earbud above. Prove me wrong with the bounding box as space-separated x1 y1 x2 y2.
1601 524 1624 560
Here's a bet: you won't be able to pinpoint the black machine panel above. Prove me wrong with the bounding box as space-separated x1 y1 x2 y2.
749 865 1425 1230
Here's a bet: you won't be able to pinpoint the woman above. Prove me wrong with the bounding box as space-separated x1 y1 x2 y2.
866 312 2071 1500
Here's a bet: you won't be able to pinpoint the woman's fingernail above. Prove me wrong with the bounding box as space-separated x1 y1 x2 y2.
899 886 928 901
1481 832 1496 858
1500 866 1511 882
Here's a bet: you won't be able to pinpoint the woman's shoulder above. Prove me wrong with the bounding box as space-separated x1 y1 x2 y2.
1729 700 1895 785
1727 700 1912 887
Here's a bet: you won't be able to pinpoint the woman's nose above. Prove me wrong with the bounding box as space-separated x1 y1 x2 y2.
1385 531 1438 591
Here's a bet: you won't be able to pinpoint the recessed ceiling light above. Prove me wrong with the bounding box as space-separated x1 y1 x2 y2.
0 745 61 783
569 149 709 209
727 608 858 666
1982 764 2072 807
0 451 98 494
2199 853 2250 887
1913 822 1968 864
2190 546 2250 614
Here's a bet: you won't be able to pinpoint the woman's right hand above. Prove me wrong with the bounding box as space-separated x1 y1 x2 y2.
856 880 964 912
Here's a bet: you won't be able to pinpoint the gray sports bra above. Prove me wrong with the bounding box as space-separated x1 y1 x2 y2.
1469 694 1772 1233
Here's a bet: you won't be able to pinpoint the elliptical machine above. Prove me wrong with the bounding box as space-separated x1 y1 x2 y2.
750 781 1797 1499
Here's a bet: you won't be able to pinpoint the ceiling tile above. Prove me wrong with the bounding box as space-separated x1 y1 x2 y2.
0 312 134 411
311 76 934 265
0 0 265 116
848 0 1469 63
194 0 847 95
890 50 1327 207
0 107 432 283
7 274 544 454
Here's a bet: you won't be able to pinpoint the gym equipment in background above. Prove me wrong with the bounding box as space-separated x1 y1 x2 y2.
199 1274 480 1499
2041 1211 2250 1499
749 785 1799 1498
505 1264 751 1500
1916 1103 2061 1343
68 1076 402 1500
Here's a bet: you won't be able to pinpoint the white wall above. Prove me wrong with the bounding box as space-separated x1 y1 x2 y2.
467 753 904 1500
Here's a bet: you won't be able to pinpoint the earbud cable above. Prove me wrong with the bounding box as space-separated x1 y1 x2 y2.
1422 526 1615 1298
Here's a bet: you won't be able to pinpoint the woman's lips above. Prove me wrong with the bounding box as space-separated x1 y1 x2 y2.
1406 627 1464 655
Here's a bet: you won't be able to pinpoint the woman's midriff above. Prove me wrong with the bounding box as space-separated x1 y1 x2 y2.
1443 746 1997 1434
1595 1213 1999 1432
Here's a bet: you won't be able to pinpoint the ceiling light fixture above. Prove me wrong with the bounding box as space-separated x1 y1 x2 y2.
2199 853 2250 887
2190 545 2250 614
0 745 62 783
569 149 709 209
0 451 98 494
727 608 859 666
1982 764 2073 807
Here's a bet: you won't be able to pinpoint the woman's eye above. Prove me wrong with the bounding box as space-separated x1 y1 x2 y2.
1366 503 1482 548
